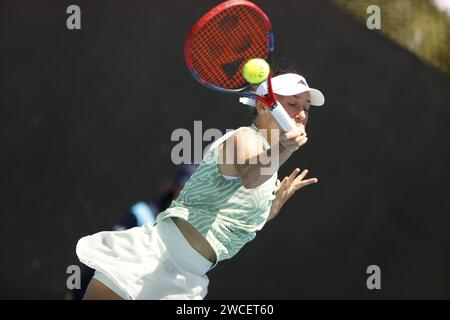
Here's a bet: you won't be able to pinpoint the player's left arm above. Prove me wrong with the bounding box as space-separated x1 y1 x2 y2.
267 168 318 222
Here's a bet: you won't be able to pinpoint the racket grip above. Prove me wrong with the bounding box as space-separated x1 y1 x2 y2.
270 103 298 133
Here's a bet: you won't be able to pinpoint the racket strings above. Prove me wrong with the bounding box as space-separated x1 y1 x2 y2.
189 5 270 89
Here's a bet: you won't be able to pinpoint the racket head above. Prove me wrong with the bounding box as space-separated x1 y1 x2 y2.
184 0 274 94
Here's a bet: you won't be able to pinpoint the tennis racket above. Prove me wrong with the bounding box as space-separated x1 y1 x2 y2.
184 0 298 133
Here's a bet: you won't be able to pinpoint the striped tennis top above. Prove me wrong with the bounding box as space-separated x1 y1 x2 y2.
156 123 278 269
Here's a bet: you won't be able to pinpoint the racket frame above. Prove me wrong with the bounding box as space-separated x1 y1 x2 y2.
184 0 297 132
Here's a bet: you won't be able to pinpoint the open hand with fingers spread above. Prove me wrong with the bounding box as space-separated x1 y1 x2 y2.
268 168 318 221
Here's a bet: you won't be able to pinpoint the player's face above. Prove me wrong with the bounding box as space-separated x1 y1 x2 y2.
275 91 311 128
255 91 311 135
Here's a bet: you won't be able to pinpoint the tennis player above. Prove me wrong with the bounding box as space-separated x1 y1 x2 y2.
76 70 325 300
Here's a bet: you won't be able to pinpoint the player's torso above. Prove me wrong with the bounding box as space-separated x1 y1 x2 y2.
171 217 217 263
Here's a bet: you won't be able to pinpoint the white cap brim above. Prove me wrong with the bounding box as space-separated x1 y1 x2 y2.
241 73 325 107
257 73 325 106
273 85 325 106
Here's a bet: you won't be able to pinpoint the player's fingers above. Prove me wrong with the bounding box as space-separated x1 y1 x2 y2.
294 135 308 146
298 137 308 147
287 168 300 185
284 131 298 139
297 169 309 180
275 177 288 195
285 131 306 140
294 177 318 190
280 177 288 188
279 176 288 188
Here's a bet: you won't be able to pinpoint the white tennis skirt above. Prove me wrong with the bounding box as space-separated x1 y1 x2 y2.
76 218 213 300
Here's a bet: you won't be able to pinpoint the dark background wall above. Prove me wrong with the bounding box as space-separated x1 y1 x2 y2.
1 0 449 299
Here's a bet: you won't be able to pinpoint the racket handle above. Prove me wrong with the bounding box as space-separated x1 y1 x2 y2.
270 103 298 133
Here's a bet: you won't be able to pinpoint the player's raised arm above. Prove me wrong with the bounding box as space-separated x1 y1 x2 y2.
219 126 308 189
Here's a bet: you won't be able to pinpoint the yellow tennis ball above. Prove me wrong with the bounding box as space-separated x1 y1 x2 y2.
242 58 270 84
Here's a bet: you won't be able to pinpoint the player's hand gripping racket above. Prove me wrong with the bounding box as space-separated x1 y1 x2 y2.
184 0 298 133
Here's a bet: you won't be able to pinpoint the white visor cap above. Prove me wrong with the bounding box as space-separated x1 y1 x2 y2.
239 73 325 107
